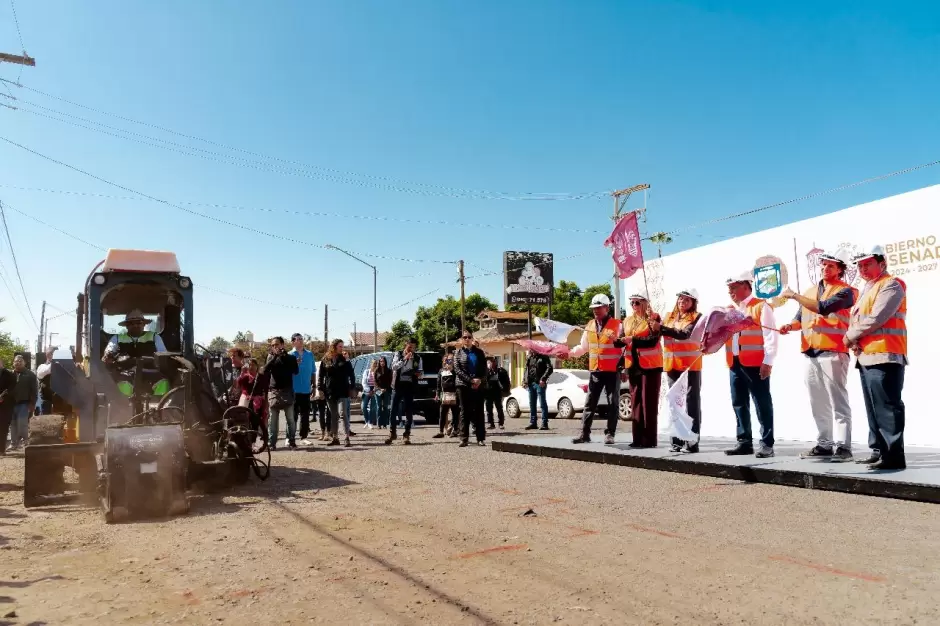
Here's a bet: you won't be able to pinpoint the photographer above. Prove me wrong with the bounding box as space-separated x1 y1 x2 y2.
385 337 423 445
264 336 299 450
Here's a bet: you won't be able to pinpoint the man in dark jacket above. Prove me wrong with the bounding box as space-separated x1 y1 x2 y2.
265 336 299 450
523 351 553 431
9 355 37 450
484 357 511 430
0 358 16 454
454 331 488 447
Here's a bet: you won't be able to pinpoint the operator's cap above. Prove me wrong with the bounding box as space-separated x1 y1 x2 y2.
118 309 152 326
853 245 887 264
725 271 754 286
819 248 852 267
589 293 611 308
676 288 699 301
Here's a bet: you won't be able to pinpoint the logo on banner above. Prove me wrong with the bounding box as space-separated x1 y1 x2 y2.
752 255 789 307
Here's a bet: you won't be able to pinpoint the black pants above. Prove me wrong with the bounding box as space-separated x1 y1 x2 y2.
580 371 620 438
859 363 906 466
729 358 774 449
440 402 458 433
630 368 662 447
390 383 415 436
458 387 485 442
0 408 11 453
294 393 312 439
667 369 701 447
485 391 505 426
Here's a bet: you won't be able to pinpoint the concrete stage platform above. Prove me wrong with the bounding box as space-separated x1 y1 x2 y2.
491 435 940 504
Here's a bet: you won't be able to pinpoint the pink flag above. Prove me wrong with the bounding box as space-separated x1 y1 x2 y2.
604 212 644 279
699 307 753 354
513 339 570 358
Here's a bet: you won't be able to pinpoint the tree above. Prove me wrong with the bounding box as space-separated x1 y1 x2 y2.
384 320 414 352
0 317 26 367
233 331 248 343
649 232 674 258
208 336 232 353
413 293 497 350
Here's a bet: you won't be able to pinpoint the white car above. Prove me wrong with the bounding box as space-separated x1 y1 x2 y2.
504 369 631 421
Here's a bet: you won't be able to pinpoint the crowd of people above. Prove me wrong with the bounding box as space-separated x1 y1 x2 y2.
223 331 517 451
563 244 908 471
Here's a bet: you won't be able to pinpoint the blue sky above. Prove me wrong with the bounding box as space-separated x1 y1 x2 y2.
1 0 938 349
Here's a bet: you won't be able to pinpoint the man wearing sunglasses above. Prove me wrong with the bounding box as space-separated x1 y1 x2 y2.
454 332 488 447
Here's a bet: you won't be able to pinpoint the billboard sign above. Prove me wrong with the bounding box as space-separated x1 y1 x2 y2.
504 251 553 306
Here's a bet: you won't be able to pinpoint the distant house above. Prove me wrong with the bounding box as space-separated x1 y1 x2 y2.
348 331 389 355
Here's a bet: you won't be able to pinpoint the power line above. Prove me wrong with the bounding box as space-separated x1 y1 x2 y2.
8 0 25 53
0 181 608 235
377 288 441 316
0 199 38 331
0 261 29 328
3 79 609 202
0 136 456 265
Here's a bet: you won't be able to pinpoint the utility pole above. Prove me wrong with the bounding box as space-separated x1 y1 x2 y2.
353 321 357 348
610 184 650 320
458 260 466 332
0 53 36 111
324 304 329 343
37 300 46 354
324 244 378 354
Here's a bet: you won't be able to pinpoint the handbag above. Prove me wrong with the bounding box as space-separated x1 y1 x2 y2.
441 391 457 406
268 388 294 410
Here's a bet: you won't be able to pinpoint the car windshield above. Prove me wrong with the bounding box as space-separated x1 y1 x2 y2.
569 371 590 380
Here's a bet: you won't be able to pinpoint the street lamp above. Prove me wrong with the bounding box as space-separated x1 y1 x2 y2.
325 245 378 354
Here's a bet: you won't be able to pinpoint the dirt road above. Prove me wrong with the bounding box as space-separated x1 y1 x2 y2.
1 418 938 625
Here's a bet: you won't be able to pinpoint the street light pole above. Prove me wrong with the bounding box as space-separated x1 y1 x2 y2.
326 245 379 354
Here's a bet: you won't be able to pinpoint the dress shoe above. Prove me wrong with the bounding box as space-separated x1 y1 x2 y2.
725 443 754 456
867 458 905 471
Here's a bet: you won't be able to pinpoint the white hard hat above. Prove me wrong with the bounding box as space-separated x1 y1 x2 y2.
676 288 699 301
819 248 852 266
628 290 649 302
853 244 886 264
589 293 611 308
725 271 754 285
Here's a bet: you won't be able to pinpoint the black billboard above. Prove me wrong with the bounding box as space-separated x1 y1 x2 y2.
503 251 553 307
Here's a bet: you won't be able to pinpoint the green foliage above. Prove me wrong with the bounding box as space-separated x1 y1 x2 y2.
233 331 248 343
560 354 588 370
413 293 496 350
508 280 614 325
208 336 232 353
0 317 25 368
384 320 414 352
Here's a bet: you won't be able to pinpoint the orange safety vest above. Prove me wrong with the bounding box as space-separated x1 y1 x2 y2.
725 298 766 368
663 311 702 372
624 315 663 370
853 274 907 357
791 280 858 353
587 317 623 372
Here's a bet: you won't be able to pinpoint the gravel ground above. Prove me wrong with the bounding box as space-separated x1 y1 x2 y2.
1 415 938 625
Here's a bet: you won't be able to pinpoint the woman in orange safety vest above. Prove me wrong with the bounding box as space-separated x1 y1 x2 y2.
624 292 663 448
660 288 703 453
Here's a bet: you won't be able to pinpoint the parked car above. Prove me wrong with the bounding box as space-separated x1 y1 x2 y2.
348 350 444 424
504 369 631 421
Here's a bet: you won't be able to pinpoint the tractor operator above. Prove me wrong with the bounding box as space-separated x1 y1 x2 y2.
102 309 170 397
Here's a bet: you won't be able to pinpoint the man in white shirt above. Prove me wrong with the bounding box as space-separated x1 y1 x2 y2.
724 271 777 458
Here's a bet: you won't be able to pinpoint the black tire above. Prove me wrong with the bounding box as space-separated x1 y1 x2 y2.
619 391 631 421
557 397 574 420
505 398 520 420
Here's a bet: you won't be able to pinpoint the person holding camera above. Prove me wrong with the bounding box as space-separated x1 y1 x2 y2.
454 331 488 447
385 337 424 445
318 339 356 447
265 336 299 450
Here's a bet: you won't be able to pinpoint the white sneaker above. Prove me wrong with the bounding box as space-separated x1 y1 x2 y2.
300 439 311 446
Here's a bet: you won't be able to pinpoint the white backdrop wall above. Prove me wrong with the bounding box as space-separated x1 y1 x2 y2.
623 184 940 447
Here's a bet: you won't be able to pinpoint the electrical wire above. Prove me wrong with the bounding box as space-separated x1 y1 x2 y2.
0 199 38 331
0 180 608 236
3 80 609 202
8 0 25 53
0 136 456 265
377 288 441 316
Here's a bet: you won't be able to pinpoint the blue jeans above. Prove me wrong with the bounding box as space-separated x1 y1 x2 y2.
390 384 415 435
528 383 548 427
268 403 296 447
362 393 377 425
10 403 30 448
375 391 390 427
859 363 905 466
729 359 774 449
